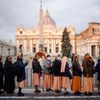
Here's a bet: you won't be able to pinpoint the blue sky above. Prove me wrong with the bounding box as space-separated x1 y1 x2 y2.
0 0 100 43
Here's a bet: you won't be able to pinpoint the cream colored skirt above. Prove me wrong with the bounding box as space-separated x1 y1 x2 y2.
18 80 25 88
53 76 61 90
33 73 40 86
62 76 70 89
83 77 93 92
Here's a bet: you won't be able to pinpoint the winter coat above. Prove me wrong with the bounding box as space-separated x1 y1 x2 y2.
52 59 61 76
43 59 52 74
0 62 3 89
72 61 82 77
16 59 28 82
32 59 42 74
95 58 100 81
61 62 72 79
82 59 95 77
4 61 15 93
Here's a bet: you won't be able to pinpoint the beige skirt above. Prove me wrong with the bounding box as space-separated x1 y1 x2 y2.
83 77 93 92
53 76 61 90
43 74 51 88
62 77 70 89
33 73 40 86
18 80 25 88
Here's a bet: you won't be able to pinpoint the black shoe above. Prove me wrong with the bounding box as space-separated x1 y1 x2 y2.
64 91 70 95
46 88 50 92
89 92 92 96
55 90 61 93
35 90 41 93
74 92 81 95
85 92 90 96
49 88 53 91
18 92 24 96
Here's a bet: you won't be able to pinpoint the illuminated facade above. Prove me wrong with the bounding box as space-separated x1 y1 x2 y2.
16 1 100 57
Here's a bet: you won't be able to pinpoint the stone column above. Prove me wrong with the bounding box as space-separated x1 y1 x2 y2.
96 44 99 57
51 39 54 54
24 40 27 54
30 39 32 53
47 40 49 54
54 39 56 54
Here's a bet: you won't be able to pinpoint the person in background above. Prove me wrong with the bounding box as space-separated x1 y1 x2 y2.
95 58 100 95
32 55 42 93
4 56 15 94
71 53 75 64
0 55 4 94
82 53 95 95
52 54 62 93
71 55 82 95
16 53 29 96
61 56 71 95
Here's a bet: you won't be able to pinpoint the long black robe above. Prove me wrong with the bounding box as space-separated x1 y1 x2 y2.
0 62 3 90
4 61 15 93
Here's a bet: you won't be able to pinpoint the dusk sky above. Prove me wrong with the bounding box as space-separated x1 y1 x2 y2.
0 0 100 43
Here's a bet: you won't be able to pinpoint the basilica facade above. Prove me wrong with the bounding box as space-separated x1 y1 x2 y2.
76 22 100 57
0 39 16 57
16 3 100 58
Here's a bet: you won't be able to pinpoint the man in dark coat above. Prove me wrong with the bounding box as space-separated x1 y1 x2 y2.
95 58 100 95
16 53 28 96
0 55 4 94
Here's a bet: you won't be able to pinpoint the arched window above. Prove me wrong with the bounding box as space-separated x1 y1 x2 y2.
44 47 47 53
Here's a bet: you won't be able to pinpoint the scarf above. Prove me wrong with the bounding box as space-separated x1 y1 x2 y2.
61 56 67 72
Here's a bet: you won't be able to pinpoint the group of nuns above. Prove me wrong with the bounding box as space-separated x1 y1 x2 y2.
0 53 100 96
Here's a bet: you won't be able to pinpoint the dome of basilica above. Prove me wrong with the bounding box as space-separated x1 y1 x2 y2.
43 10 56 27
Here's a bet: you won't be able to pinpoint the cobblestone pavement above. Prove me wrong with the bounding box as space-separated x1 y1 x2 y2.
0 88 100 100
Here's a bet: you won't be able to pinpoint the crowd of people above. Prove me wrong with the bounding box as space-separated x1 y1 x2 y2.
0 53 100 96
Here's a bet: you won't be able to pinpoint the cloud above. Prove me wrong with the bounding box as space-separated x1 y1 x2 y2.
0 0 100 42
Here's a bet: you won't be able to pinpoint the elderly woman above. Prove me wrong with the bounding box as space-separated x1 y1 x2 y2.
16 53 29 96
82 53 95 95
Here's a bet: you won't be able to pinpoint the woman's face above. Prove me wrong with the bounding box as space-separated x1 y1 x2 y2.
8 56 12 62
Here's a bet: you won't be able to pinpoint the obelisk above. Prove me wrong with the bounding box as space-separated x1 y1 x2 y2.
39 0 44 52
